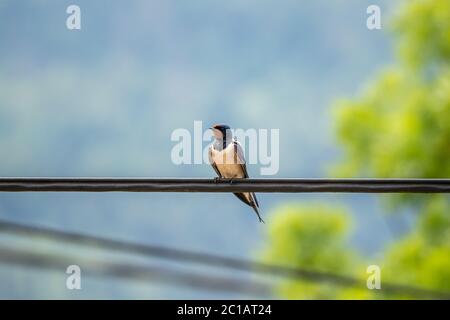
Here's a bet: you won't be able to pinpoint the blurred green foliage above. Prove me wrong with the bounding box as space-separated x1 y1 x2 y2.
394 0 450 69
262 205 357 299
334 0 450 180
262 0 450 299
383 197 450 294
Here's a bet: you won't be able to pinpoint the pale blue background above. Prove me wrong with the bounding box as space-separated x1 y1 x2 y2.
0 0 410 298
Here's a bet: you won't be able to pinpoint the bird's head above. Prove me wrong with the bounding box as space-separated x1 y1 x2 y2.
210 124 231 140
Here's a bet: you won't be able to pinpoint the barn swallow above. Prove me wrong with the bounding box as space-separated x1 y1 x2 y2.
208 124 264 223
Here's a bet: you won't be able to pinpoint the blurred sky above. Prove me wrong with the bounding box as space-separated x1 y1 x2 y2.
0 0 413 298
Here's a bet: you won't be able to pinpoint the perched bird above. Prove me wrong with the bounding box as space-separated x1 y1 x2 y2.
208 124 264 223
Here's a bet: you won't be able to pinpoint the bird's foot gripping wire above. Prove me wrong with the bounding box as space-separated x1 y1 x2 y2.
213 177 235 184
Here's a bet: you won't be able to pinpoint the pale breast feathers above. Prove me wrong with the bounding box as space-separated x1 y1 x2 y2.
209 140 248 178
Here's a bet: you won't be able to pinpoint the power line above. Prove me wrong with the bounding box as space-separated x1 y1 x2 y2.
0 177 449 193
1 219 448 299
0 245 270 296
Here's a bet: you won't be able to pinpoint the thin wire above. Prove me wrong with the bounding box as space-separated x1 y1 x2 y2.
0 245 270 296
0 219 448 299
0 177 449 193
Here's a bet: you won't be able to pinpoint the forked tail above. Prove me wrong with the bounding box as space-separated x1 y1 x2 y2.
251 201 265 224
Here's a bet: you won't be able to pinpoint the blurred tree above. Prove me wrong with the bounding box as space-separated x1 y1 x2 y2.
262 205 356 299
334 0 450 181
382 197 450 295
261 0 450 299
261 204 373 299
